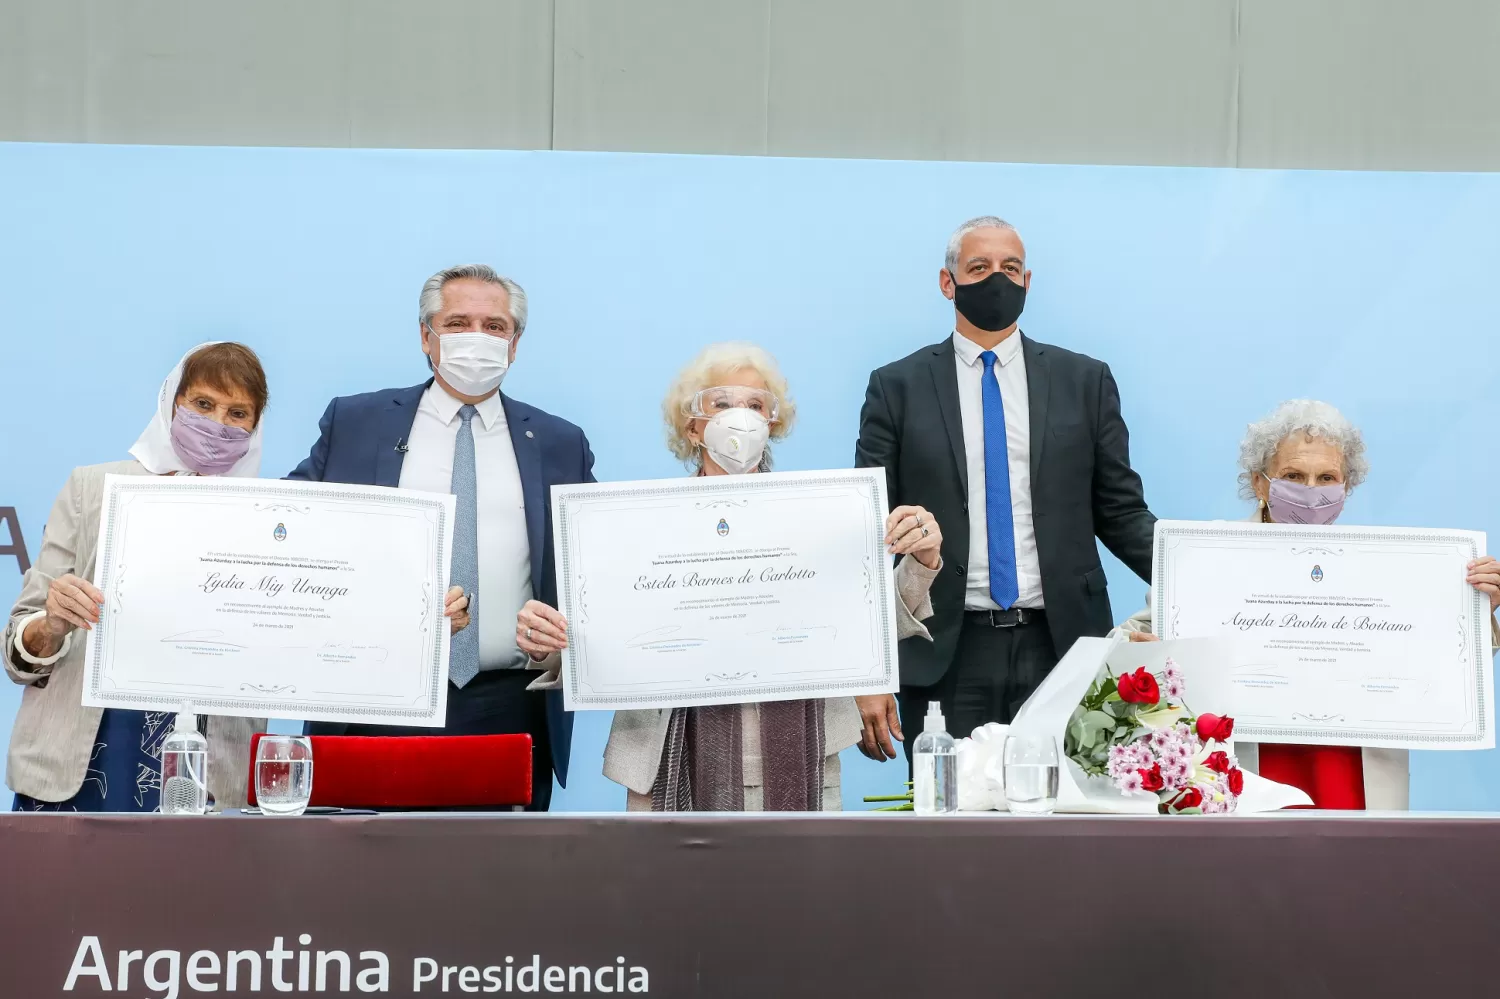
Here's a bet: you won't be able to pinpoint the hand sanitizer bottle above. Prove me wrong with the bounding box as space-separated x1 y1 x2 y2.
913 701 958 815
160 703 209 815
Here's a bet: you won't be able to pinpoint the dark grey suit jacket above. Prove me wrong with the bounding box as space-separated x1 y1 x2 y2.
855 333 1155 687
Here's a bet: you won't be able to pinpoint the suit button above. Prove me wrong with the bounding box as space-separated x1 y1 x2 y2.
955 564 966 576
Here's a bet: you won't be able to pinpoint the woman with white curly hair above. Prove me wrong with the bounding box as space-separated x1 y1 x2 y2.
515 343 946 811
1116 400 1500 810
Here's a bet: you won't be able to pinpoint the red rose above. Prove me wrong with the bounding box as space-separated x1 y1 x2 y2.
1117 667 1161 705
1227 768 1245 796
1139 764 1165 793
1205 750 1231 774
1195 713 1235 743
1172 787 1203 811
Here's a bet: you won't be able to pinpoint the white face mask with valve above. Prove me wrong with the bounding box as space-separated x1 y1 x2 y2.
701 408 769 475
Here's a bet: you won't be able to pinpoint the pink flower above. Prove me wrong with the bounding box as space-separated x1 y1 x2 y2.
1164 678 1186 700
1163 658 1183 684
1132 743 1155 767
1117 771 1145 794
1162 760 1191 790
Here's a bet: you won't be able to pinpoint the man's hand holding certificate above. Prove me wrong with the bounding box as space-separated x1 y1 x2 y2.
550 469 901 711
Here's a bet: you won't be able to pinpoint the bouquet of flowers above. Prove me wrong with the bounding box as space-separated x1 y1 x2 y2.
1069 658 1243 815
866 636 1313 815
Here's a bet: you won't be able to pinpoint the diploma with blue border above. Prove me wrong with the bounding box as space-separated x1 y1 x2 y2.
83 475 454 727
552 469 900 711
1153 519 1494 750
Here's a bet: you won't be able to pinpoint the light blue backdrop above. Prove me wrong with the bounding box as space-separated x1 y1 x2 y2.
1 142 1496 814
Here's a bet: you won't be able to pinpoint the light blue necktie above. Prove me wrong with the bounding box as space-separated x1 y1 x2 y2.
980 350 1020 609
448 404 481 688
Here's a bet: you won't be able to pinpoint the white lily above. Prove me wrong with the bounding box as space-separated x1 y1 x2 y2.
1136 704 1189 731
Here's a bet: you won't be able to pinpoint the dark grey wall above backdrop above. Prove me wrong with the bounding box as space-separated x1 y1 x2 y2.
3 0 1500 171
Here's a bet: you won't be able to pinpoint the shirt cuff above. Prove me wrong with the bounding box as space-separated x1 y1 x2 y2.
12 611 70 668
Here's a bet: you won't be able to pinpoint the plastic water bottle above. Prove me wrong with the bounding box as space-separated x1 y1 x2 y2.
160 703 209 815
913 701 958 815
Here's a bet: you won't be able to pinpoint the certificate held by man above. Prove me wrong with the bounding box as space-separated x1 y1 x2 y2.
551 468 900 711
83 475 455 726
1153 519 1494 750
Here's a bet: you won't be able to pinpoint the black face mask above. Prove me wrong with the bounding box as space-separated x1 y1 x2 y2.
951 270 1026 332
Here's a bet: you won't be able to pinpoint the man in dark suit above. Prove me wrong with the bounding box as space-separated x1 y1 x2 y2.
853 217 1155 762
288 264 594 810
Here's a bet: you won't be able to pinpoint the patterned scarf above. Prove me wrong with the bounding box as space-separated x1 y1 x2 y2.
650 700 826 811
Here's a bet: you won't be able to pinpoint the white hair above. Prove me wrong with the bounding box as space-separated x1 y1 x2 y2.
418 264 528 335
945 216 1018 274
1237 399 1369 499
661 342 796 468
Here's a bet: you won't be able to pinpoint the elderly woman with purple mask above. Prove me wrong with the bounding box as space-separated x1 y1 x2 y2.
5 343 474 813
1115 399 1500 810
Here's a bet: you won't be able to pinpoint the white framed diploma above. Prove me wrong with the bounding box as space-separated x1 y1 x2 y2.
83 475 455 727
551 468 900 711
1153 519 1494 750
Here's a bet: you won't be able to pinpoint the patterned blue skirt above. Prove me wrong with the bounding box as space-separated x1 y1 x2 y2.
12 709 175 812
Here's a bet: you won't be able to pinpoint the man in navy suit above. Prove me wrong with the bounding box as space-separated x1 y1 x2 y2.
288 264 594 810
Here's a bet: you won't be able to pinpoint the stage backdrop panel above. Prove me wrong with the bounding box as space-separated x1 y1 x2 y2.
0 142 1496 819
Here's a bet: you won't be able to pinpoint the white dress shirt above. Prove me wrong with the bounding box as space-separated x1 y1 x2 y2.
952 330 1044 610
398 383 532 670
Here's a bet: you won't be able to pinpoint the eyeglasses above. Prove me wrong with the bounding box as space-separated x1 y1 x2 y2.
688 386 779 422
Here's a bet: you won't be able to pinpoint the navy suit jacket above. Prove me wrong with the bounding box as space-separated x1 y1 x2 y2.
286 381 596 785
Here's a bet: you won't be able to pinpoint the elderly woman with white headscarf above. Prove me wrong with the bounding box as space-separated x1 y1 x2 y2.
5 343 472 812
517 342 944 811
1116 399 1500 810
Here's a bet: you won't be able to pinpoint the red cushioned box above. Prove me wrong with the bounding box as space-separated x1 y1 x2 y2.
246 734 532 809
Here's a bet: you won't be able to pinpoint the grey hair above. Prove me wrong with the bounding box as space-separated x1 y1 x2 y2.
418 264 528 335
945 216 1018 274
1236 399 1369 500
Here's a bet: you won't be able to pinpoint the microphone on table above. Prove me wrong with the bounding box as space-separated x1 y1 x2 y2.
394 438 409 453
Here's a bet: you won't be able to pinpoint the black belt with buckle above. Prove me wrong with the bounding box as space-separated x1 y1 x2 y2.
965 607 1046 628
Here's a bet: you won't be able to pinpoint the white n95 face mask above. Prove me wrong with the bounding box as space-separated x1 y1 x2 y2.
432 330 511 397
702 408 770 475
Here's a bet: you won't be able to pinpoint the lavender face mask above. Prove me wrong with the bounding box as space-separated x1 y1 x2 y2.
169 405 252 475
1265 475 1345 525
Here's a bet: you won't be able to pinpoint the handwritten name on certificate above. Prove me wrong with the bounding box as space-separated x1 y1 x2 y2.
552 469 901 711
1153 520 1494 750
83 476 455 727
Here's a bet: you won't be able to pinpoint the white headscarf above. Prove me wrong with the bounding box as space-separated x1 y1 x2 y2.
128 342 264 477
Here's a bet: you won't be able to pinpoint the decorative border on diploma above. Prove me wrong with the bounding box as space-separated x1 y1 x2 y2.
553 469 898 708
1152 520 1490 747
87 477 451 723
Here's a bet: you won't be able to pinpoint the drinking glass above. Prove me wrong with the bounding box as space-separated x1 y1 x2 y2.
1004 733 1060 815
255 735 314 816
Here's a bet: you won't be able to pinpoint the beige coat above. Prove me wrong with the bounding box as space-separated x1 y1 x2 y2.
1113 526 1500 810
4 461 261 807
533 556 942 809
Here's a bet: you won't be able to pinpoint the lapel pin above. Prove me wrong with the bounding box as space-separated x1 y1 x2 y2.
525 430 534 438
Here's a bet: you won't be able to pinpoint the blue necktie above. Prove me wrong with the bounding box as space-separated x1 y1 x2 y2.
448 404 481 688
980 350 1020 609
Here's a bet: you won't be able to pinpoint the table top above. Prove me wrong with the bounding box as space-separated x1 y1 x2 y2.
4 810 1496 998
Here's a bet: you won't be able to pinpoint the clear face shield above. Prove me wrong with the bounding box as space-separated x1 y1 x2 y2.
687 386 780 424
